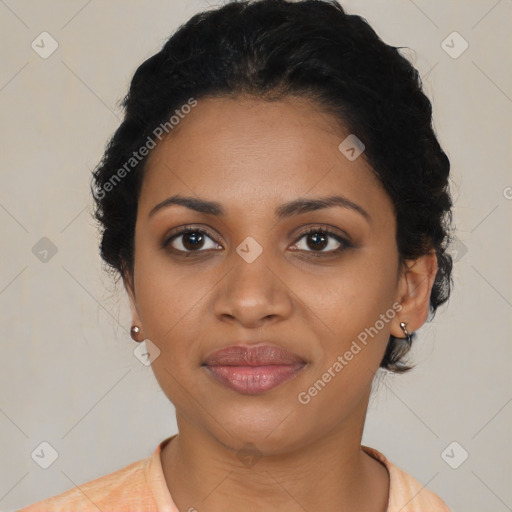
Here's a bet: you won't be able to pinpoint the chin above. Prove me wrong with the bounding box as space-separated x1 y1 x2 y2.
209 404 313 456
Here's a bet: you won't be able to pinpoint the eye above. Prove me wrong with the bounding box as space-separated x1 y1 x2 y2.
162 224 353 256
163 226 221 254
290 226 352 255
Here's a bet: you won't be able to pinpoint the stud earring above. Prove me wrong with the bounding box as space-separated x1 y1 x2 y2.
130 325 143 342
399 321 412 346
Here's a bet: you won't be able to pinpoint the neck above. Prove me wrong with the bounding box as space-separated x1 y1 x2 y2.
160 397 389 512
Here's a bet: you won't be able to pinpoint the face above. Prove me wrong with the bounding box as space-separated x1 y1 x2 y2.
125 95 426 455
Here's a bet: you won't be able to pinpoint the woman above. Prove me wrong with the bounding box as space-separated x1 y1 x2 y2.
19 0 453 510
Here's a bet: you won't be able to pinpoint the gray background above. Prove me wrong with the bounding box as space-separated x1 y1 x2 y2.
1 1 511 511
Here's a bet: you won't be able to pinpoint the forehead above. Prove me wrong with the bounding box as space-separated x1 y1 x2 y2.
139 95 391 223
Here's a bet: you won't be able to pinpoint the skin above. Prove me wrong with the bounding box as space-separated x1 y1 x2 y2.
124 95 438 512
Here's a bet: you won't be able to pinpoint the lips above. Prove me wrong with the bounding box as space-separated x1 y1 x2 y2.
203 344 305 366
202 343 306 394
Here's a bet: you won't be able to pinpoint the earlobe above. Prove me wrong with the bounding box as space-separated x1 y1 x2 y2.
122 270 144 342
127 296 144 342
392 250 438 337
127 290 141 324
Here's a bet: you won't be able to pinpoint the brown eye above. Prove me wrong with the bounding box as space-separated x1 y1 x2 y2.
164 228 220 253
291 227 351 254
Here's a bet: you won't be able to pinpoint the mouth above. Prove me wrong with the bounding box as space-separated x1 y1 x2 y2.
202 343 307 395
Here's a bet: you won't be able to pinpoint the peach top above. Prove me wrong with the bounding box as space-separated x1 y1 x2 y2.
18 435 450 511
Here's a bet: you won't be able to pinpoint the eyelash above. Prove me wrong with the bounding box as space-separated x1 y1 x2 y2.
294 226 353 256
162 224 353 257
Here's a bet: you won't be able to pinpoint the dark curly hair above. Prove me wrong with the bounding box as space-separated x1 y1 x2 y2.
90 0 454 373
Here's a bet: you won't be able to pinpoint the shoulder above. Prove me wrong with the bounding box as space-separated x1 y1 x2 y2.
362 445 451 512
16 456 157 512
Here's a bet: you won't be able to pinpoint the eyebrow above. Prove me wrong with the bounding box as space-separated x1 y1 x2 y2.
148 194 371 223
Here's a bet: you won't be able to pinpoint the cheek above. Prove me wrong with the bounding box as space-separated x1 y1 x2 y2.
132 232 201 328
132 248 220 381
294 273 396 423
304 251 398 370
308 249 397 326
135 269 207 346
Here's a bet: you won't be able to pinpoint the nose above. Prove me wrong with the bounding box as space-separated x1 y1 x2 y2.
211 246 293 329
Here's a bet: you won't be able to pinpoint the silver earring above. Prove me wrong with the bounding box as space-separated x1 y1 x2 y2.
399 321 412 346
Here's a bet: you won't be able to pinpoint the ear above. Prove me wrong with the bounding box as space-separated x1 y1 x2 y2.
391 250 438 338
122 267 142 329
